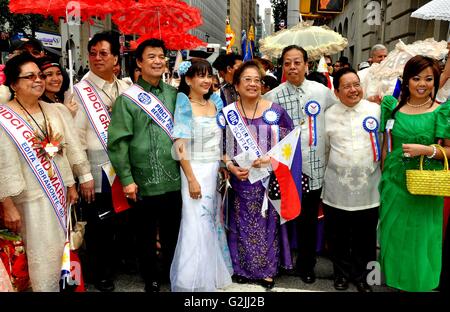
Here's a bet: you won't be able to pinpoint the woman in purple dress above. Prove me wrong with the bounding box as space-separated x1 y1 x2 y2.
222 61 294 289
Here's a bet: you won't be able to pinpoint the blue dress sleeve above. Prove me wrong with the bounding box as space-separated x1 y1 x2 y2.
210 92 224 113
173 92 193 139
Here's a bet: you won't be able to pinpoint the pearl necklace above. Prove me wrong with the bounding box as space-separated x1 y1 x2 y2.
406 98 431 108
190 98 208 106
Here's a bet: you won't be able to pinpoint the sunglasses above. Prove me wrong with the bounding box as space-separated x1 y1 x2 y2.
212 83 220 88
18 72 46 81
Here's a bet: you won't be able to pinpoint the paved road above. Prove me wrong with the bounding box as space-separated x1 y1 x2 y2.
85 256 394 293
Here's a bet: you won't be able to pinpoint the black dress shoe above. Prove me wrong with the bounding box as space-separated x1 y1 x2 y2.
354 281 373 292
145 281 160 292
300 271 316 284
334 276 349 291
234 276 249 284
259 279 275 289
94 279 115 292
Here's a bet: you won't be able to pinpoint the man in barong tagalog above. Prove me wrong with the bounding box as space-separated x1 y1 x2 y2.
264 45 338 285
72 31 130 292
107 39 181 292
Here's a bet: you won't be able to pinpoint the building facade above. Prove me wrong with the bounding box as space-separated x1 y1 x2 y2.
228 0 242 53
186 0 227 45
264 7 273 37
327 0 449 67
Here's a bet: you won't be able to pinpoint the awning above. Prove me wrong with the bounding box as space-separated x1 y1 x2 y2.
44 46 62 56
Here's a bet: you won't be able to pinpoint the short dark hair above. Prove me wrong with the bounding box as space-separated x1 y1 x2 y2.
4 52 38 99
135 39 167 61
178 58 213 100
87 31 120 57
280 45 308 64
261 75 279 90
306 71 328 87
212 53 242 72
333 67 358 90
232 60 264 86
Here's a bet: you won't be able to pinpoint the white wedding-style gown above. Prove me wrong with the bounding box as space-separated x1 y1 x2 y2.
170 116 233 292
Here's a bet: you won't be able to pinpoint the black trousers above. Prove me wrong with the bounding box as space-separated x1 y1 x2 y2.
83 193 116 283
295 188 322 274
134 191 182 286
323 204 379 282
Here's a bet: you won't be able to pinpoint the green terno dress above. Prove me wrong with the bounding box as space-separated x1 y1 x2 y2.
379 96 450 292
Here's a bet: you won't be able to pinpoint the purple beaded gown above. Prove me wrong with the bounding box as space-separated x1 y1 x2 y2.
225 103 294 280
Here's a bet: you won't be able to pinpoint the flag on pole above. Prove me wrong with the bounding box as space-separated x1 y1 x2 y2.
225 17 235 54
266 127 302 223
317 56 333 89
242 25 255 62
101 162 130 214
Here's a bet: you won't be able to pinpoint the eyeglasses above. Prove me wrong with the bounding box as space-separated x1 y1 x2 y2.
326 63 332 66
340 82 361 90
241 77 261 85
18 72 46 81
89 51 111 58
212 83 220 88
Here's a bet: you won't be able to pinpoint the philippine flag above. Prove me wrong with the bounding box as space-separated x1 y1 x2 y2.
267 127 302 223
101 162 130 214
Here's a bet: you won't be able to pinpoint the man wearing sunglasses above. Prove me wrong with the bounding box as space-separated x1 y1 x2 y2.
72 31 130 292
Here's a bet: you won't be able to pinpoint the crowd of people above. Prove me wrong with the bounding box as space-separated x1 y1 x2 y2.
0 31 449 293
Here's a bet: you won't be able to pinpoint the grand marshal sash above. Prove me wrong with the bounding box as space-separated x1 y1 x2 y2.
122 84 174 141
74 80 110 151
0 105 67 232
222 102 263 158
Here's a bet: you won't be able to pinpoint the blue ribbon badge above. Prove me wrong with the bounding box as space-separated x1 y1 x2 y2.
305 100 321 146
216 111 227 129
262 108 280 125
362 116 381 162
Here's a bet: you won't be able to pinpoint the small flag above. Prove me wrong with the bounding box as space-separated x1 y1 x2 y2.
317 56 333 89
101 162 130 214
267 127 302 223
392 78 402 99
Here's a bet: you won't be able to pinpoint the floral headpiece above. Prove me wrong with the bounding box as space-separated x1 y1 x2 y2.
178 61 192 76
0 64 5 85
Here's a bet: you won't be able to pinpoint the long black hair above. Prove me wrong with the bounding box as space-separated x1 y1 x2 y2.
178 58 213 100
391 55 441 118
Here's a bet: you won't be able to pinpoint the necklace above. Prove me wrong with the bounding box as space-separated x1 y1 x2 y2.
406 98 432 108
240 98 259 125
15 98 49 139
190 97 208 106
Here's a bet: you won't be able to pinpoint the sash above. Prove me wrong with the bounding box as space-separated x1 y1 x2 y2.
0 105 67 232
222 102 263 158
74 80 110 152
74 80 130 213
122 84 174 141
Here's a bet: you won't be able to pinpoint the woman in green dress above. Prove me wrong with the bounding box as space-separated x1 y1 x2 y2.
379 55 450 292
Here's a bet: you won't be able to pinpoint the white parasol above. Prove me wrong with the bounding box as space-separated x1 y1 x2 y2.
364 38 449 99
411 0 450 21
259 21 348 60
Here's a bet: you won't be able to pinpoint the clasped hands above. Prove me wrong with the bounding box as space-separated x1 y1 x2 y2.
228 155 271 181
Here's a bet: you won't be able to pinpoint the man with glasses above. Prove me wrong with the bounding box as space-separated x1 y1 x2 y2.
72 31 130 292
322 68 380 292
264 45 337 285
107 38 181 292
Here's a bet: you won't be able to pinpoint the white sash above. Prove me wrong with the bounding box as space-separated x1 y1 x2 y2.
0 105 67 232
222 102 263 158
122 84 174 141
74 80 110 152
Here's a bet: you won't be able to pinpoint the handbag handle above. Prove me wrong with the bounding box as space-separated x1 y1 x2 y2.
419 144 449 171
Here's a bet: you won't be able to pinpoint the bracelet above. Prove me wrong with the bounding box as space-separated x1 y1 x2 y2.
427 145 437 159
225 160 234 170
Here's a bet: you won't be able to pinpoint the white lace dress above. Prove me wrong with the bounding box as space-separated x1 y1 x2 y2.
170 116 233 292
0 102 90 292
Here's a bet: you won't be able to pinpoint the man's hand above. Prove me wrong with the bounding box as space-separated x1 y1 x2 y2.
123 183 139 202
80 179 95 203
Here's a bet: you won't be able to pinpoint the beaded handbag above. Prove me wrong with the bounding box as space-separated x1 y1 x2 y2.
406 144 450 197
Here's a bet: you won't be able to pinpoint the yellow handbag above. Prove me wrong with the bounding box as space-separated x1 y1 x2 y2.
69 204 87 251
406 144 450 197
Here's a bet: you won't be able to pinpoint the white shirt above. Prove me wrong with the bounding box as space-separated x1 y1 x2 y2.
73 71 130 191
264 80 338 190
322 99 381 211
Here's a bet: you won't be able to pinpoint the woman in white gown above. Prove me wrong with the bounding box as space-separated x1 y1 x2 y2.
0 53 91 291
170 58 233 292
